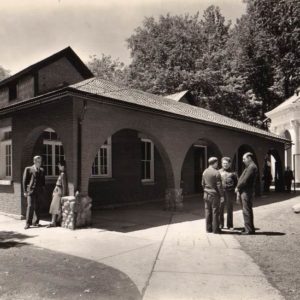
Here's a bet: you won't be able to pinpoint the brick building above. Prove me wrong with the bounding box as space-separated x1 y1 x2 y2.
0 47 288 218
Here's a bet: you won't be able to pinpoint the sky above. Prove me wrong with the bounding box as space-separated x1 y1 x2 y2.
0 0 246 74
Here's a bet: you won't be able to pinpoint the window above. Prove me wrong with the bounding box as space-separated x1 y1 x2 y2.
92 137 112 177
42 128 65 176
141 139 154 182
5 143 12 177
9 85 17 101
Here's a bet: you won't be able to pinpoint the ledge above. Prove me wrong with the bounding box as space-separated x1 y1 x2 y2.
141 181 156 186
0 179 12 186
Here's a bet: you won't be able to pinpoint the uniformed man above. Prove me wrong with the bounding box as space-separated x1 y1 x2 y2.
23 156 46 230
202 157 224 234
219 157 238 229
284 166 294 193
235 152 258 235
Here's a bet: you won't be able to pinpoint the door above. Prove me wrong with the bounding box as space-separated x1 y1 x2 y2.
194 146 207 193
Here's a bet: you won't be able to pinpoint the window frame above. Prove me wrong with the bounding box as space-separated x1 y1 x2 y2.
141 138 154 183
91 137 112 178
2 139 12 179
42 128 65 178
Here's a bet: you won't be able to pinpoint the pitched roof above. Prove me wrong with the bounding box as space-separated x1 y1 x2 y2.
70 77 287 142
266 88 300 116
0 47 93 88
166 90 190 101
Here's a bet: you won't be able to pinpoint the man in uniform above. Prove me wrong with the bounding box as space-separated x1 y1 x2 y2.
235 152 258 235
23 156 46 229
202 157 224 234
219 157 238 230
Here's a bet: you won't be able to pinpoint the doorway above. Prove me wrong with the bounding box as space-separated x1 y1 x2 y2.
194 146 207 193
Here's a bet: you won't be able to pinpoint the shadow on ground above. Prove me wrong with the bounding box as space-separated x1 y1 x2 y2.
0 244 142 300
86 191 299 233
0 231 35 249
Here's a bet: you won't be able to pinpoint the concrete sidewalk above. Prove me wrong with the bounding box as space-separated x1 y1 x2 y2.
0 200 284 300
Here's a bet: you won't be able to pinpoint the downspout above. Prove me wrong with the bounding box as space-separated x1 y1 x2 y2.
77 99 87 193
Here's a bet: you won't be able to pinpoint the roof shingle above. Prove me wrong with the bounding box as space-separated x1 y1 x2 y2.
71 78 287 142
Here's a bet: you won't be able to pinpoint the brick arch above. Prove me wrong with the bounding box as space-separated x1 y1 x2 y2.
80 126 176 197
179 137 223 194
20 125 71 215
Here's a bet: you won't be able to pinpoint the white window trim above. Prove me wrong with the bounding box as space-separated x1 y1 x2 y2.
91 137 112 178
141 138 154 183
2 140 12 179
43 139 63 178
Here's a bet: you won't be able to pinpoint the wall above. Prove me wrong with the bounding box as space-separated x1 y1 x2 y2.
38 57 84 94
17 75 34 100
88 129 167 208
0 88 9 107
7 97 76 216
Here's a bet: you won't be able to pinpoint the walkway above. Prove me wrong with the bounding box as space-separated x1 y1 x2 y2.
0 195 287 300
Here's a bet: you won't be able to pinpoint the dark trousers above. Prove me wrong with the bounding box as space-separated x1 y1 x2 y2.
26 192 42 225
204 193 220 233
285 180 292 192
240 192 255 233
220 190 234 228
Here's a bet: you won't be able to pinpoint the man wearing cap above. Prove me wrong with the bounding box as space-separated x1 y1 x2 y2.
235 152 258 235
219 157 238 229
202 157 224 234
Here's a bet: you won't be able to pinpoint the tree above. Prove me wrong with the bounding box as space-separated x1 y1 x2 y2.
0 66 10 81
126 7 245 120
87 54 128 84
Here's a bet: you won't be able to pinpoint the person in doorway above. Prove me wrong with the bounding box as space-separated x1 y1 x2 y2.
47 160 69 227
23 156 46 230
235 152 258 235
284 166 294 193
219 157 238 230
202 157 224 234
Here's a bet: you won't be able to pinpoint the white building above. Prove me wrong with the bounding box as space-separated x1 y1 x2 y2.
266 87 300 184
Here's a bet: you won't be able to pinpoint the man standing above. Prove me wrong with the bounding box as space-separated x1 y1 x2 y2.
23 156 46 229
284 166 294 193
202 157 224 234
235 152 258 235
219 157 238 230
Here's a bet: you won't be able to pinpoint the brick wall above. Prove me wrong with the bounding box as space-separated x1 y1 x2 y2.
0 87 8 106
88 129 167 208
17 75 34 100
38 57 84 94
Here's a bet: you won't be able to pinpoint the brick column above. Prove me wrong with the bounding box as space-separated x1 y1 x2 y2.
165 188 183 211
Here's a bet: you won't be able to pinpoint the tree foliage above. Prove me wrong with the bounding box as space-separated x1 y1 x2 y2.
0 65 10 81
88 1 300 127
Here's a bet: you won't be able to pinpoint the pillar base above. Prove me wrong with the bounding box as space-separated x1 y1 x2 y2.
165 188 183 211
61 193 92 230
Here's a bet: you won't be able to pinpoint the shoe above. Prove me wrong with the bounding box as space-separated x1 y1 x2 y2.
24 224 30 230
33 223 42 227
241 231 255 235
46 223 56 228
214 229 223 234
206 230 213 233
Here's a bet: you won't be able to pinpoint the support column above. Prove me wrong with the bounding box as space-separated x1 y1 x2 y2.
291 120 300 183
165 188 183 211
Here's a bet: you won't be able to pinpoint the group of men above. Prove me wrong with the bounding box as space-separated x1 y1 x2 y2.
202 152 258 235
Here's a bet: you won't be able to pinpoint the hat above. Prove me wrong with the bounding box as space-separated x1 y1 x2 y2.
208 157 218 165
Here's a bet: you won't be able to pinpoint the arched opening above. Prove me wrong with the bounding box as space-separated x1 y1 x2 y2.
87 129 173 209
265 149 284 192
181 138 222 195
21 127 66 215
233 144 260 195
283 130 292 169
